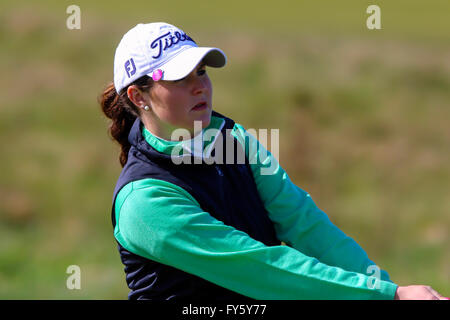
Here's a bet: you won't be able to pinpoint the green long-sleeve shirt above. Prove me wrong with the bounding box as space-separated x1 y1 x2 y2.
113 114 398 299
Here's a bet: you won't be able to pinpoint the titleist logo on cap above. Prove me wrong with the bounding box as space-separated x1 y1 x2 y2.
150 31 196 59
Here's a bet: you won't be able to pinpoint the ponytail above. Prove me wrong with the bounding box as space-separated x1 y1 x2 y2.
99 76 153 167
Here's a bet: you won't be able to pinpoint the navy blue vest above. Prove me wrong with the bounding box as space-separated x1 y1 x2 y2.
111 111 281 300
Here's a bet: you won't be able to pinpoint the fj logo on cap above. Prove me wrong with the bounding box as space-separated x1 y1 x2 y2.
125 58 137 78
150 31 195 59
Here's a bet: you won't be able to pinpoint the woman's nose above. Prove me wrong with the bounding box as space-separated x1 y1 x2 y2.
192 75 209 95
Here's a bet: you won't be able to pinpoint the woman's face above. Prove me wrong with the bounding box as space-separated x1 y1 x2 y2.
146 61 213 139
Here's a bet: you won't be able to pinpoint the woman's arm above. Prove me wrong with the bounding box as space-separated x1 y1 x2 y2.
114 178 398 299
230 124 448 300
231 123 393 282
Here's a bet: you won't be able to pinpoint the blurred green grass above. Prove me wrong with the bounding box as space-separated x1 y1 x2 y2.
0 0 448 298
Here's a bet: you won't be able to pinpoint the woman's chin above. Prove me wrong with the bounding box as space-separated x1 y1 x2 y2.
192 107 212 128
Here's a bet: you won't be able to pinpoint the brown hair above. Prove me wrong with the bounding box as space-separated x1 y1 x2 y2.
99 76 153 167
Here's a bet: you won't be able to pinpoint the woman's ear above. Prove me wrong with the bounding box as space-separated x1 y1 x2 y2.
127 85 146 108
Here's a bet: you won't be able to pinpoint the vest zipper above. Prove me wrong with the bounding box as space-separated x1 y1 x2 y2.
215 165 224 177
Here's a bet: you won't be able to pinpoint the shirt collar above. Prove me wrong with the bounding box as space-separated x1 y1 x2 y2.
141 115 225 158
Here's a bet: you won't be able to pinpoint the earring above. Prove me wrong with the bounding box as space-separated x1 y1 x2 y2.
144 105 150 111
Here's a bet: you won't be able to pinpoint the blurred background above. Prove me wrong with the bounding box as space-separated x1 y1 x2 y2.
0 0 448 299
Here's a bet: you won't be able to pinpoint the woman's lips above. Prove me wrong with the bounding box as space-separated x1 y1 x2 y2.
191 102 208 111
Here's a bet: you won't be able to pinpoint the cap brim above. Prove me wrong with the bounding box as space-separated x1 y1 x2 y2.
148 47 227 81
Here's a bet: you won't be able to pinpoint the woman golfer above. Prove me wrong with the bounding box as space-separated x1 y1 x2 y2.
99 22 446 300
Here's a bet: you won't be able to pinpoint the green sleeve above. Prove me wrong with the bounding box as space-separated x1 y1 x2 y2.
231 123 396 286
114 178 397 300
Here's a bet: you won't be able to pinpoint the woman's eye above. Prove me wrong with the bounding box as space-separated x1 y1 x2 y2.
173 68 206 83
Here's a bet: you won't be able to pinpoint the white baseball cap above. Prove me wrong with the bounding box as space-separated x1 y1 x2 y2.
113 22 227 93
